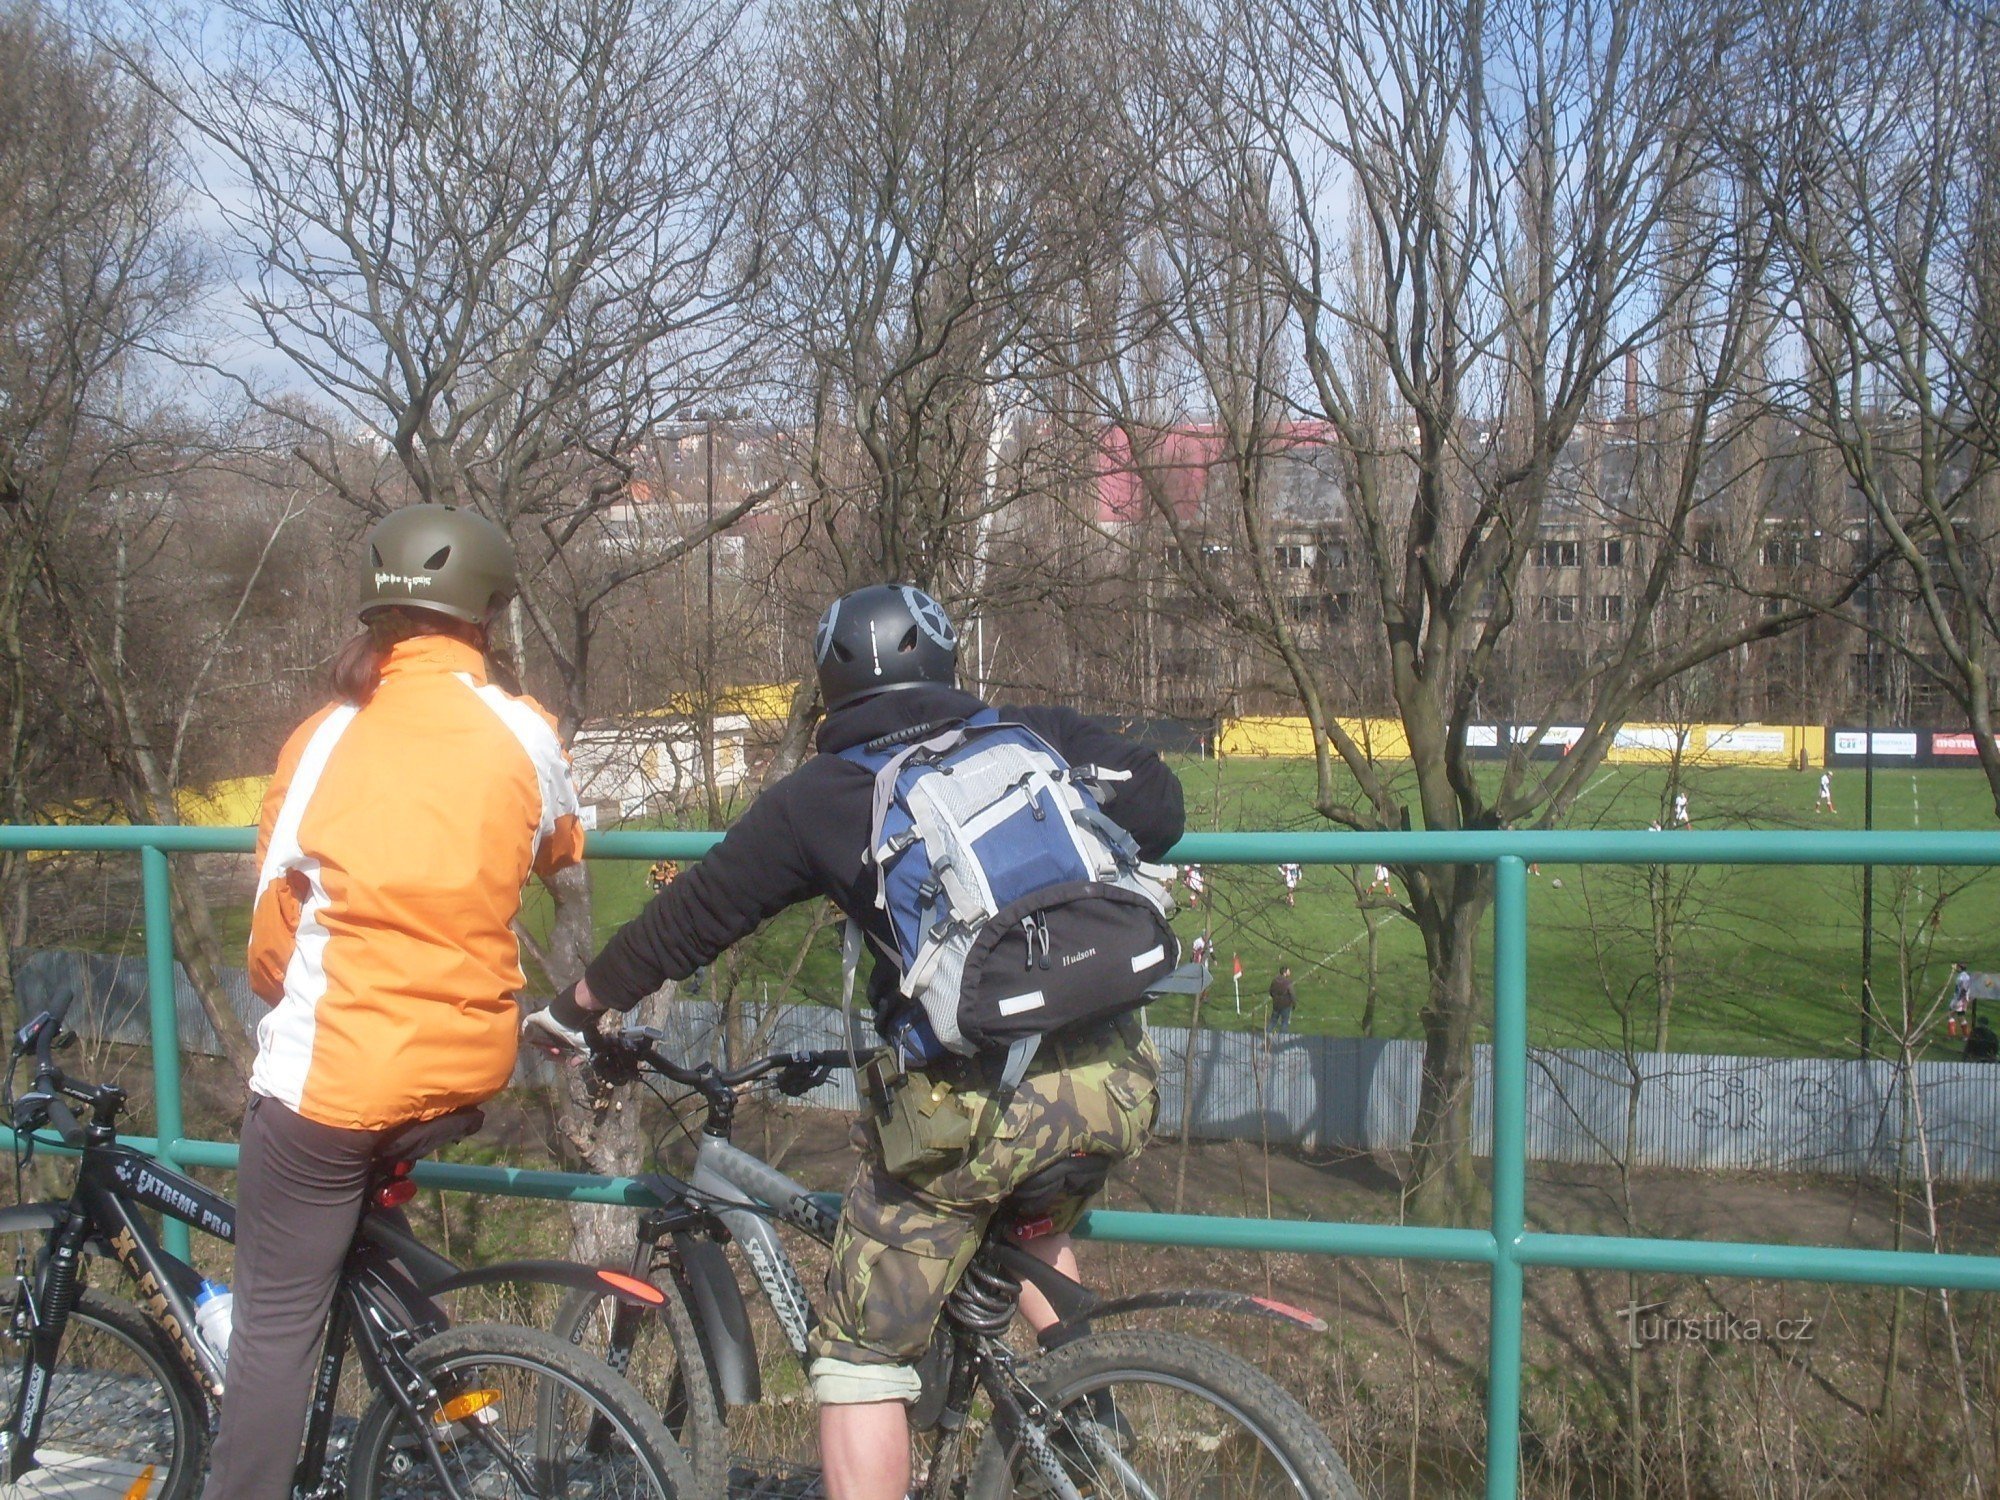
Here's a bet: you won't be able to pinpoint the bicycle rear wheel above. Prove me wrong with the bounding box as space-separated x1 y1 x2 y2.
965 1329 1359 1500
0 1288 209 1500
346 1323 693 1499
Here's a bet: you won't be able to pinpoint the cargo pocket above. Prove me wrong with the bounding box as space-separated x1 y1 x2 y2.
1104 1069 1161 1153
827 1176 982 1363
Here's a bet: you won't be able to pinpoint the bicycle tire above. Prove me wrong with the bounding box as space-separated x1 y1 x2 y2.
964 1328 1360 1500
345 1322 694 1500
553 1258 729 1494
0 1287 210 1499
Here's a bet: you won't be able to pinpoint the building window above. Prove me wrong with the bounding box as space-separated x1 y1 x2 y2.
1535 539 1581 569
1597 593 1625 623
1535 594 1578 623
1693 534 1722 567
1761 536 1814 567
1598 537 1625 568
1273 543 1310 570
1283 593 1350 624
1761 596 1787 618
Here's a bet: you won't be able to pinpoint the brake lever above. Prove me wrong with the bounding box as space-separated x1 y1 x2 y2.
583 1034 642 1088
774 1061 834 1098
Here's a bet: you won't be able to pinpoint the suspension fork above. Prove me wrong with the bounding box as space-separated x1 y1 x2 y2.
4 1208 91 1477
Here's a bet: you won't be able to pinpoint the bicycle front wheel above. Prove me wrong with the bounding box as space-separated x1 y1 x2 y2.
346 1323 693 1500
965 1329 1359 1500
553 1259 727 1494
0 1287 210 1500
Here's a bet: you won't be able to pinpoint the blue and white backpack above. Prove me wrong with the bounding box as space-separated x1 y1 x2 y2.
839 710 1178 1077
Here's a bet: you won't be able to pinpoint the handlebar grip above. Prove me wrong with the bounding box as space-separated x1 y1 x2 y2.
44 1097 84 1149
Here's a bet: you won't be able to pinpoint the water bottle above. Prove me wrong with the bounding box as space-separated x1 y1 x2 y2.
194 1280 233 1368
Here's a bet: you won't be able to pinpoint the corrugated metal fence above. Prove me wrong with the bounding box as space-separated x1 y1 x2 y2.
22 949 2000 1182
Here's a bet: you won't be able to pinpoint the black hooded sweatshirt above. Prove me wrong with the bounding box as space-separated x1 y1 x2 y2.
583 685 1187 1013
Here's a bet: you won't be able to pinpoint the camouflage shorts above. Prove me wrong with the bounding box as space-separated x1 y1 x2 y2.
809 1021 1159 1372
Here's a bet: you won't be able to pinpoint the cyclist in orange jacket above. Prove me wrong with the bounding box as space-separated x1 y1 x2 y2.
206 506 585 1499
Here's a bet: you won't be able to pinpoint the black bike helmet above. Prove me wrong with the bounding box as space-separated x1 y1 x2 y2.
357 505 517 626
814 584 957 711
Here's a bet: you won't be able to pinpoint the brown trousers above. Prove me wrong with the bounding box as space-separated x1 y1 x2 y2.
201 1094 385 1500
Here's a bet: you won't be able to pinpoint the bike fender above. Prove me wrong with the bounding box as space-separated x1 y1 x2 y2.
674 1231 761 1406
427 1258 670 1310
1062 1288 1327 1335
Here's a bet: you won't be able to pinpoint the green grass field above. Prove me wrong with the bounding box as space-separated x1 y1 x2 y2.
518 755 2000 1062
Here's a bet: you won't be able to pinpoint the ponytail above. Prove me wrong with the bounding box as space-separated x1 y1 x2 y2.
331 608 492 704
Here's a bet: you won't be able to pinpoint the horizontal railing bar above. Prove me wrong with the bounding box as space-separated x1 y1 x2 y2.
1072 1210 1500 1263
7 824 1999 867
1516 1231 2000 1292
23 1129 2000 1295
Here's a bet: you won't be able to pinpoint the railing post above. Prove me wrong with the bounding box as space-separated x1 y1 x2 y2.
142 844 191 1260
1486 854 1528 1500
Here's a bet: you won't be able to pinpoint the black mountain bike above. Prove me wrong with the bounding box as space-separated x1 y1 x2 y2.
0 997 693 1500
554 1027 1363 1500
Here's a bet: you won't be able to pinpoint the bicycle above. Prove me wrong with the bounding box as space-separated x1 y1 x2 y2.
0 995 695 1500
553 1026 1364 1499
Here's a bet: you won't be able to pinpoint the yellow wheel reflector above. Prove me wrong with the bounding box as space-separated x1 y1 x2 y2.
121 1464 157 1500
435 1389 501 1424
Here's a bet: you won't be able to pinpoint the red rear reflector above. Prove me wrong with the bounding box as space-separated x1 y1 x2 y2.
596 1270 665 1305
1251 1296 1326 1330
373 1178 420 1209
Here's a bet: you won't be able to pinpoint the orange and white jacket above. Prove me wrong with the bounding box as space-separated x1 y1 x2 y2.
247 635 585 1130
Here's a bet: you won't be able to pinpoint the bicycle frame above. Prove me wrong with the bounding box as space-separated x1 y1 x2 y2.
4 1130 669 1495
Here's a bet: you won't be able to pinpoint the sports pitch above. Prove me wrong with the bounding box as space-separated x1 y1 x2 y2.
576 756 2000 1061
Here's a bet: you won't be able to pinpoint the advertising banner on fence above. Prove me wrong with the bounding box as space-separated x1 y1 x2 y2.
1219 716 1813 766
1824 728 1986 768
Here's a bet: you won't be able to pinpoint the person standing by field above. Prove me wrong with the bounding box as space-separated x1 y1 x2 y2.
1950 961 1975 1040
1267 965 1297 1035
1816 771 1836 815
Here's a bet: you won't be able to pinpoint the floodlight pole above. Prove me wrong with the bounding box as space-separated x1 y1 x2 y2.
1860 504 1877 1057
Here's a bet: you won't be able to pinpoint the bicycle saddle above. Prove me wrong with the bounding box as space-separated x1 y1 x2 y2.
374 1105 484 1167
1001 1151 1114 1232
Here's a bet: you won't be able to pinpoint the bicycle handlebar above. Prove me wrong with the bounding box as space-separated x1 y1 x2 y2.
9 996 124 1148
596 1029 866 1103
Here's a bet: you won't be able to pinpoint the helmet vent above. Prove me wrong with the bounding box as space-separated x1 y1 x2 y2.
898 625 919 653
424 545 452 569
371 545 383 566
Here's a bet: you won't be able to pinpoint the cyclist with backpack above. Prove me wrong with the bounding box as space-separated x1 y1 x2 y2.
525 582 1184 1500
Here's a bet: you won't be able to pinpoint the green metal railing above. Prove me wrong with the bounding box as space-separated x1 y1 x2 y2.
5 822 2000 1498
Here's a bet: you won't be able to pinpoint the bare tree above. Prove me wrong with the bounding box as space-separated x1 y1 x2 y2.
1734 0 2000 817
134 0 770 1253
768 0 1122 613
1065 0 1870 1221
0 0 265 1068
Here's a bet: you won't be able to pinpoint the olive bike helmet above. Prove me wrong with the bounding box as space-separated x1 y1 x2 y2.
357 505 517 626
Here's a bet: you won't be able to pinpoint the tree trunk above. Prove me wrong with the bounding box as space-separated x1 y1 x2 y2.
166 866 257 1076
1405 873 1490 1225
541 860 644 1264
1173 981 1209 1213
1360 906 1380 1038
